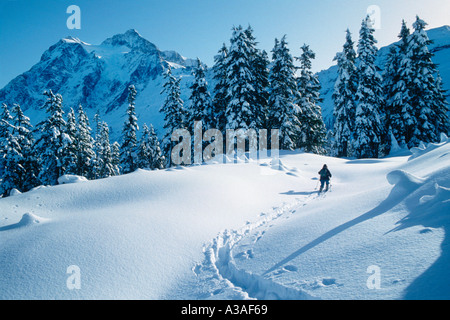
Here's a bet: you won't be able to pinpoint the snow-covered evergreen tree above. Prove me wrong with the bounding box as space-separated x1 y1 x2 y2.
0 103 13 180
34 90 68 185
406 16 448 146
111 141 121 175
160 66 188 165
225 25 259 131
245 25 269 129
75 105 96 178
332 29 358 157
137 123 153 169
120 85 140 174
296 44 327 154
148 125 165 170
62 108 78 175
0 104 28 196
188 58 215 131
137 123 165 170
434 72 450 135
267 36 302 151
212 43 229 132
384 20 415 148
91 111 103 179
11 104 38 192
354 16 384 159
0 122 22 197
97 122 117 178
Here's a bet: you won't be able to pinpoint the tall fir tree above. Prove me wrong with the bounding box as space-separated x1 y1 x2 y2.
332 29 358 157
159 66 188 165
137 123 165 170
267 36 303 151
148 124 165 169
406 16 449 146
296 44 327 154
188 58 215 131
225 25 259 131
34 90 68 185
120 85 140 174
384 20 414 148
0 119 22 196
11 104 39 192
97 121 118 178
63 108 78 175
75 105 96 178
91 111 103 179
0 103 13 180
244 25 270 129
212 43 229 132
354 16 385 159
434 72 450 136
111 141 121 175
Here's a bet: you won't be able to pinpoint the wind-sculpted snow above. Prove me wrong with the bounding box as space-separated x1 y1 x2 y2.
408 133 449 161
386 170 426 190
386 142 450 299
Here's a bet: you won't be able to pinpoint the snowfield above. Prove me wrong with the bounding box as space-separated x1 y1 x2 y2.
1 136 449 300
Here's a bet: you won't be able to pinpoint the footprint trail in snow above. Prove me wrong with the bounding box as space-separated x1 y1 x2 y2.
194 191 321 300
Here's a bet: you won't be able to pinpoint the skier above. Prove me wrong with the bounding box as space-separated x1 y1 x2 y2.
318 164 332 193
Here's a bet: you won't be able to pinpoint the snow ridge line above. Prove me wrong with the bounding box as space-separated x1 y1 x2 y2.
199 195 318 300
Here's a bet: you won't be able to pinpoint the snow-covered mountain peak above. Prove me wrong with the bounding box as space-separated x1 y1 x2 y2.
100 29 159 54
39 36 91 66
0 29 200 140
61 36 90 46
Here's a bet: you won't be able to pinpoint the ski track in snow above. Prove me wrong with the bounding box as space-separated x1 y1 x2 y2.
196 190 325 300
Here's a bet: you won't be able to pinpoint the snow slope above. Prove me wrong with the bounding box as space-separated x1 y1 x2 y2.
1 137 449 300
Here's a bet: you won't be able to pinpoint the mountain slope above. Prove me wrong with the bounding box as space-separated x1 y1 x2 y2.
0 29 197 141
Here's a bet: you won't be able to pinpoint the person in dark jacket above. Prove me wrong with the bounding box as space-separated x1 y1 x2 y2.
318 164 332 192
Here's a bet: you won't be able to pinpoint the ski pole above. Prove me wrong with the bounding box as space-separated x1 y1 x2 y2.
314 179 319 190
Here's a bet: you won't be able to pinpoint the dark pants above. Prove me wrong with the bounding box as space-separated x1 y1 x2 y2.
320 180 329 191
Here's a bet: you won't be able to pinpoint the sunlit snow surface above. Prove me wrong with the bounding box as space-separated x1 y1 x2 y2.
1 135 449 300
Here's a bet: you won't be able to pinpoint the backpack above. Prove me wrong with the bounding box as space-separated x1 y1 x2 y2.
319 168 331 180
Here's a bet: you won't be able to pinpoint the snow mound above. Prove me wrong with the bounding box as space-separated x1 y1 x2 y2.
58 174 88 184
386 170 426 189
18 213 47 226
9 188 22 196
0 213 49 231
409 133 449 161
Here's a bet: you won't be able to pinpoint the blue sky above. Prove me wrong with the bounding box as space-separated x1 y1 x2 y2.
0 0 449 88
